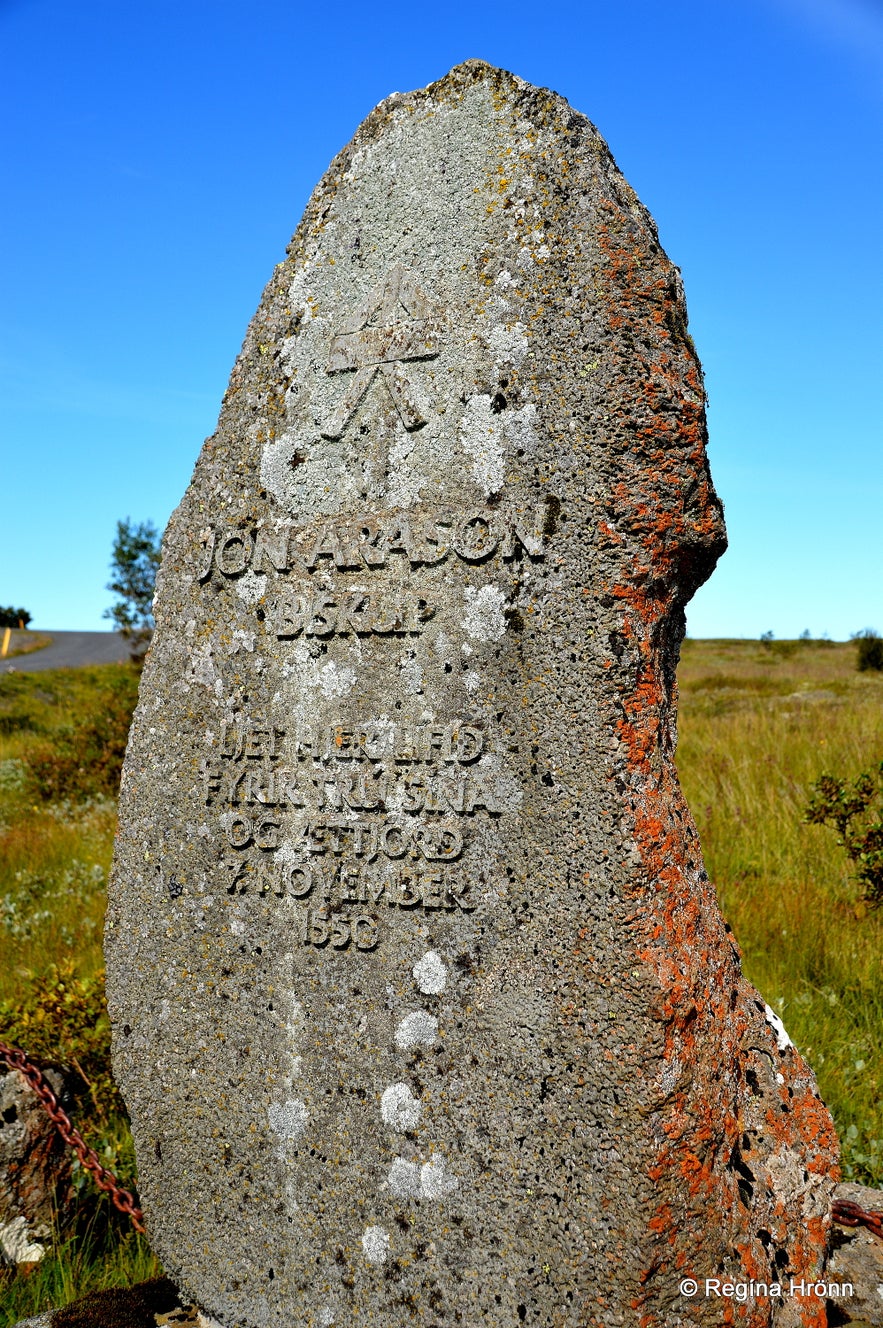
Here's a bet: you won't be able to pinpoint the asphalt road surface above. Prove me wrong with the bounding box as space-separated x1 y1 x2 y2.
0 631 131 673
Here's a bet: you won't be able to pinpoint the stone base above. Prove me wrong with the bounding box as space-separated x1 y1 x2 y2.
10 1191 883 1328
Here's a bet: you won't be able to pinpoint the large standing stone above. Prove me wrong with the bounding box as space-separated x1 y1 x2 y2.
106 61 839 1327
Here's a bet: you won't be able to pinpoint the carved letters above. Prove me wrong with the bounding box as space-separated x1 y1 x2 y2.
190 497 532 948
276 589 435 639
196 505 545 584
199 716 494 950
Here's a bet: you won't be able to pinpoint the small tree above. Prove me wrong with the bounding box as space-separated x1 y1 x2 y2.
104 518 161 663
806 762 883 907
0 605 32 628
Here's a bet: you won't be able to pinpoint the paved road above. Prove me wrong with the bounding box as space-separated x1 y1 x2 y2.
0 631 131 673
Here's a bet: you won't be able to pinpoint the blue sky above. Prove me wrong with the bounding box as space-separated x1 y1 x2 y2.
1 0 880 637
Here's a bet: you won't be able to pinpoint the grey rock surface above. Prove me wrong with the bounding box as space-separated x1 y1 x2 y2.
106 61 839 1326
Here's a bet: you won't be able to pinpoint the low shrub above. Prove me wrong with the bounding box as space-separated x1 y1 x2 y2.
856 630 883 673
805 761 883 907
0 963 124 1134
26 668 139 802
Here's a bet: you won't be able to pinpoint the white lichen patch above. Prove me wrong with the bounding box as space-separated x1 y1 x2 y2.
398 652 423 694
432 629 453 662
395 1011 438 1048
231 569 267 609
463 669 480 694
386 417 431 508
317 660 356 699
229 627 256 654
387 1155 458 1201
420 1156 459 1200
463 585 508 642
764 1004 794 1052
381 1082 422 1130
187 643 217 688
286 263 318 318
362 1225 390 1265
267 1098 308 1143
280 639 313 681
459 394 505 496
413 950 447 995
388 1157 421 1198
488 320 529 368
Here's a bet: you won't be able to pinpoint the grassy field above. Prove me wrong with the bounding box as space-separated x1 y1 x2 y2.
676 637 883 1183
0 640 881 1316
0 665 160 1323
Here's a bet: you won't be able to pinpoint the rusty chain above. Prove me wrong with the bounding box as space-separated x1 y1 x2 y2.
0 1038 145 1234
832 1197 883 1241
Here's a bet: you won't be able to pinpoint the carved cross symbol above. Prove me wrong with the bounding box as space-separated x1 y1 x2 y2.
321 264 441 440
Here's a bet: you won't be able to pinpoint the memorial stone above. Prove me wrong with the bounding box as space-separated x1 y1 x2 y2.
107 61 839 1326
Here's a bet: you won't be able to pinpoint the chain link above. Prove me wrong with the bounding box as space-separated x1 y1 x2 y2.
0 1039 145 1234
832 1197 883 1241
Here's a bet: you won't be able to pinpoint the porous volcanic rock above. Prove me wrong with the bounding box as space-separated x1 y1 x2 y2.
106 60 839 1327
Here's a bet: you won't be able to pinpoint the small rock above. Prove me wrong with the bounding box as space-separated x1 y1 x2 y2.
828 1181 883 1326
0 1063 77 1265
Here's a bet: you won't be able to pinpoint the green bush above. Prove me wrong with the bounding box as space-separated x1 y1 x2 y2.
0 963 125 1133
856 630 883 673
806 761 883 906
26 668 139 802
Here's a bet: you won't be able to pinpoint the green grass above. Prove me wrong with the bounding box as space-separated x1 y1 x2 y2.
1 643 882 1317
676 637 883 1184
0 665 137 985
0 1221 160 1328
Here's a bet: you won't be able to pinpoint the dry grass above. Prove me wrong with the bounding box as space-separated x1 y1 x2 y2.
0 629 52 659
